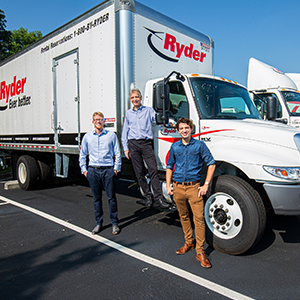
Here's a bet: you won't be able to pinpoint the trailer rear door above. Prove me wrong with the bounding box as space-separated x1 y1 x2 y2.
53 49 80 148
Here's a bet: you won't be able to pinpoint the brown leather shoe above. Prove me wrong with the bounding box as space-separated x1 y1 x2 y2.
196 253 212 268
176 242 195 255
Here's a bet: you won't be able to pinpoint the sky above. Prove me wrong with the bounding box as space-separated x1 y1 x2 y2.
2 0 300 86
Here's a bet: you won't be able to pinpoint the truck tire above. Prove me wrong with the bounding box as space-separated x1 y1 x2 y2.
204 175 266 255
17 155 40 190
37 159 51 187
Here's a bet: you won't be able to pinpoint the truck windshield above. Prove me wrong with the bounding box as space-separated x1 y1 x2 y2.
281 91 300 116
190 78 261 120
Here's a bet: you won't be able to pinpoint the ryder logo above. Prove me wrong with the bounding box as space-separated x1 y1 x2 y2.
160 127 177 135
0 76 27 111
144 27 208 64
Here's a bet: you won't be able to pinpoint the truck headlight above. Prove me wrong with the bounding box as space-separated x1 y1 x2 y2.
263 166 300 180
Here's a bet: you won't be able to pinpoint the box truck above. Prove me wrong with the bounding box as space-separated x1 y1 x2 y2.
248 57 300 127
1 0 300 255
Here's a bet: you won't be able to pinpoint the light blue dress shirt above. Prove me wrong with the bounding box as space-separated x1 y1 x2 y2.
121 105 156 151
79 129 121 174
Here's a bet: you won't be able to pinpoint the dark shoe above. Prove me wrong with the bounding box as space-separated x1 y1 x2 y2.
112 224 120 235
136 197 153 208
176 241 195 255
136 199 146 205
196 253 212 268
91 224 103 235
153 198 170 209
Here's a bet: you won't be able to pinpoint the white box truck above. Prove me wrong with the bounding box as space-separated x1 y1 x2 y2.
248 57 300 127
1 0 300 255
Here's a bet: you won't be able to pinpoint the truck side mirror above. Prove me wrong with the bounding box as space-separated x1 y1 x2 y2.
154 81 170 111
266 96 277 121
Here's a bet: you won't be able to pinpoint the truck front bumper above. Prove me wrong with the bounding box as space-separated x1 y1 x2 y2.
263 183 300 215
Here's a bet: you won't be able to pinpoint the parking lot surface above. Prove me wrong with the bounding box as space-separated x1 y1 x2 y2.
1 178 300 300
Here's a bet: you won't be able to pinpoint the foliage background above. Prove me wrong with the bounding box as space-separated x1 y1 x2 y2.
0 9 42 62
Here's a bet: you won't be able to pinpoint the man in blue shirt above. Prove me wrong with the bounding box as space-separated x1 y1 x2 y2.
166 117 215 268
121 88 169 209
79 112 121 235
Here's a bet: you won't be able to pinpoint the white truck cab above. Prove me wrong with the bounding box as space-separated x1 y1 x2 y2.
248 57 300 128
146 71 300 255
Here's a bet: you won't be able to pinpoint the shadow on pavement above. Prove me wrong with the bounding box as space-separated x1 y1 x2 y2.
243 212 300 256
0 235 140 300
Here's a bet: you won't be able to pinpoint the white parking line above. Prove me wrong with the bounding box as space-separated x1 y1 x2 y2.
0 195 254 300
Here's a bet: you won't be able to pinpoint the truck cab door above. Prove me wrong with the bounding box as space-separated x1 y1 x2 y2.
252 92 288 123
52 49 80 149
152 80 199 171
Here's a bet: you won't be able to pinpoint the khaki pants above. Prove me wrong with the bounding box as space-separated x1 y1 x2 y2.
173 182 205 254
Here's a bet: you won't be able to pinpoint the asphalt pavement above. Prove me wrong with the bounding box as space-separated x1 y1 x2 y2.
0 177 300 300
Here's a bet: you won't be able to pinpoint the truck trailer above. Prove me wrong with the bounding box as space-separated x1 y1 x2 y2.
1 0 300 255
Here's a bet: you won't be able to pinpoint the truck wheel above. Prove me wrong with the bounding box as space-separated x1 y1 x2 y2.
17 155 39 190
204 175 266 255
37 159 51 187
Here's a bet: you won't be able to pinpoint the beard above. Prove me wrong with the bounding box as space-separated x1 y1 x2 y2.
94 123 103 130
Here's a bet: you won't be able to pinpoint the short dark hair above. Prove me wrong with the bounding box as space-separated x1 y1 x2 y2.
176 117 193 130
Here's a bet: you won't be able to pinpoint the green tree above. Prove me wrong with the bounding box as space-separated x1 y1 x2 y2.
0 9 11 61
8 27 42 55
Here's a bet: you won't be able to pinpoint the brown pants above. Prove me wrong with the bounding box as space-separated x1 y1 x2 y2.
173 182 205 254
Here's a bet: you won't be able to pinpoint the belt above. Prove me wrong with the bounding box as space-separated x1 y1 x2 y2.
128 139 153 142
89 166 113 169
173 180 200 186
